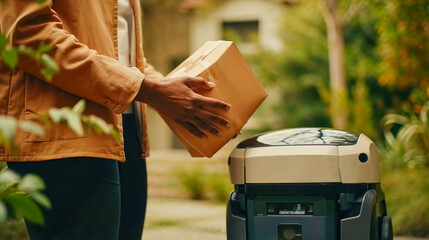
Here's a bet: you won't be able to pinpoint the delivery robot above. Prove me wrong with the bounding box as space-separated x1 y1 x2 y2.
226 128 393 240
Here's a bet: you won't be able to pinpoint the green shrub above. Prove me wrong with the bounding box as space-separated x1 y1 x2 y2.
175 163 232 202
206 172 233 202
176 165 206 200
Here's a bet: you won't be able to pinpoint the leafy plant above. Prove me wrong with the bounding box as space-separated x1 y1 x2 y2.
0 35 59 81
380 100 429 169
41 99 120 142
378 100 429 236
1 1 49 61
0 169 51 226
0 100 121 155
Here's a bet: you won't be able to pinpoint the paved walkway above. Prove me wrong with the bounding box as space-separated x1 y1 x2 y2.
143 198 226 240
142 197 428 240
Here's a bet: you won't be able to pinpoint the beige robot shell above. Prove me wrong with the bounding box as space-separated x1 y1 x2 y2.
228 128 381 185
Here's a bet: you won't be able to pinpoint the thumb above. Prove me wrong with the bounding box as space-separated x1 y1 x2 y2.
184 77 215 91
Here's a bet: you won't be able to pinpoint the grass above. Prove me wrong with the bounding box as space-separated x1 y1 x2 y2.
145 219 183 229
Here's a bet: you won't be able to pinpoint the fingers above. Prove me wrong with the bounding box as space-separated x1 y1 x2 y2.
193 117 222 136
194 95 231 110
179 121 207 139
180 76 231 110
199 110 231 128
183 77 215 91
177 111 231 139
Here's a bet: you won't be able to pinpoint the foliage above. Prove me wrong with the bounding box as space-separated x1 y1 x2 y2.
244 1 331 130
381 167 429 237
379 101 429 169
377 0 429 93
0 100 121 155
41 100 121 142
175 163 232 202
0 169 51 226
176 165 205 200
206 172 232 202
378 100 429 236
0 116 44 155
242 0 385 138
0 35 59 82
374 0 429 134
0 0 60 154
0 0 52 232
1 0 56 80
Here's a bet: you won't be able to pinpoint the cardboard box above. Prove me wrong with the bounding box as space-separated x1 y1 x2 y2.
161 41 267 157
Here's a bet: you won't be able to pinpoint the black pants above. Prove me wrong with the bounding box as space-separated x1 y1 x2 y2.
118 114 147 240
7 114 147 240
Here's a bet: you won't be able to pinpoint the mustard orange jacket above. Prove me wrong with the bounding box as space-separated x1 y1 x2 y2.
0 0 163 162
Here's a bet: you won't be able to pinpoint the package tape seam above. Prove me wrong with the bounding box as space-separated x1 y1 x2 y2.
172 41 223 83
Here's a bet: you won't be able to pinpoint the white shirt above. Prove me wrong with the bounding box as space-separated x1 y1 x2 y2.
118 0 136 113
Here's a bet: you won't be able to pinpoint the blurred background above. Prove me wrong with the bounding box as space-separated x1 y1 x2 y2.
1 0 428 239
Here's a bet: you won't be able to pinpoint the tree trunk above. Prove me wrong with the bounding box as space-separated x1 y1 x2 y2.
320 0 349 129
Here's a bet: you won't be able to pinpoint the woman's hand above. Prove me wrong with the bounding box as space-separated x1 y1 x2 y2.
134 76 231 139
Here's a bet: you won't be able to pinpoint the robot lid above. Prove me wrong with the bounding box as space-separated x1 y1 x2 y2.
229 128 381 184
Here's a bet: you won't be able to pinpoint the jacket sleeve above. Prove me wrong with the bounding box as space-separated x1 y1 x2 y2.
0 0 144 114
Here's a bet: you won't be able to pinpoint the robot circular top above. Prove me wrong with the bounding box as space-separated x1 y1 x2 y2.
237 128 359 148
229 128 380 184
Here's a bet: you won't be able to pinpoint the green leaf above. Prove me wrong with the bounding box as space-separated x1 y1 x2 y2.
18 121 44 138
38 44 51 53
0 34 7 51
1 48 18 69
86 115 111 134
81 115 120 142
33 0 47 4
40 54 59 81
110 128 121 142
0 115 17 143
5 194 44 225
19 174 45 192
48 108 64 123
0 170 20 187
72 99 86 115
41 68 54 81
30 193 51 209
17 45 36 57
384 114 409 126
66 113 84 136
0 201 7 226
40 54 59 73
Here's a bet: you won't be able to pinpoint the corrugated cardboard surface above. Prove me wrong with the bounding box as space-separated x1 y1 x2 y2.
161 41 267 157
